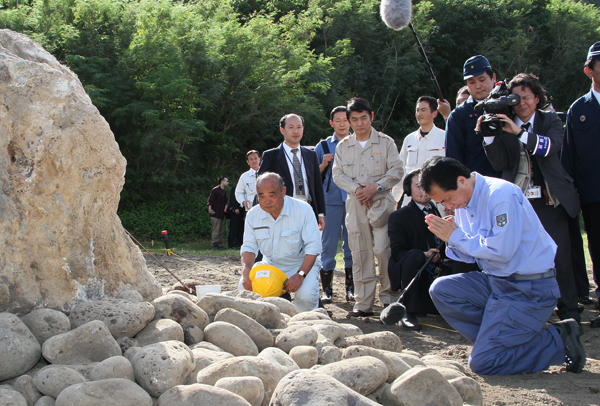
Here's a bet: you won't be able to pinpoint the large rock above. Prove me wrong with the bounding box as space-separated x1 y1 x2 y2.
289 346 318 369
184 348 234 385
257 347 299 375
0 313 42 381
342 346 402 382
194 356 285 406
203 321 259 356
151 295 209 330
33 396 55 406
449 376 483 406
157 383 251 406
41 320 121 365
270 369 379 406
54 378 152 406
0 29 162 315
259 297 299 317
69 299 155 338
198 293 281 329
33 365 86 398
380 367 464 406
214 377 264 406
20 309 71 346
130 340 195 398
13 375 42 406
275 325 318 353
317 356 389 396
135 319 184 347
0 388 28 406
89 356 135 381
214 308 274 351
335 331 402 352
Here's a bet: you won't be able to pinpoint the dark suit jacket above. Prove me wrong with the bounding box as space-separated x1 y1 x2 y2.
258 143 326 218
388 200 441 267
484 110 579 218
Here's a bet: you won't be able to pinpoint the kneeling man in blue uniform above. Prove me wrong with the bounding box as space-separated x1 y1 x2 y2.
240 172 321 312
421 156 586 375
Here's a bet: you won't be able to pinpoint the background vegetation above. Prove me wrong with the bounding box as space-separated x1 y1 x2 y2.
1 0 599 240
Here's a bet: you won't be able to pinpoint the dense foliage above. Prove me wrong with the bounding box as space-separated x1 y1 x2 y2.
1 0 598 238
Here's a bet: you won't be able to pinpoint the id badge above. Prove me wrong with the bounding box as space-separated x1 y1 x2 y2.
526 185 542 199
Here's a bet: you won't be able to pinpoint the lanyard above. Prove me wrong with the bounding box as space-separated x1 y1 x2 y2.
283 148 305 191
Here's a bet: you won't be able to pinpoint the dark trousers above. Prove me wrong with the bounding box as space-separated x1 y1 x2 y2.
228 211 245 249
568 214 590 297
388 249 438 315
581 202 600 295
533 203 580 321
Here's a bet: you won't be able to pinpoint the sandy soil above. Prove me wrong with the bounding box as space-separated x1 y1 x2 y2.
145 252 600 406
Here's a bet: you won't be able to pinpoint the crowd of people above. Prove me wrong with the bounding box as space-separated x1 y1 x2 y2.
207 40 600 376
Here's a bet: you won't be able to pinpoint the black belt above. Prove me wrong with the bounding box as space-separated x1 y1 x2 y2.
508 268 556 281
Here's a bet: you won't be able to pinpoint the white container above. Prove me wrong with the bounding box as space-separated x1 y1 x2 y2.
196 285 221 300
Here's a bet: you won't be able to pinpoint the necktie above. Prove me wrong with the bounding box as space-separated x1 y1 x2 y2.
521 123 531 132
423 206 434 215
291 148 305 197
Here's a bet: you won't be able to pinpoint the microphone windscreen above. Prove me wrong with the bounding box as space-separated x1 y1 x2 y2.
380 0 412 31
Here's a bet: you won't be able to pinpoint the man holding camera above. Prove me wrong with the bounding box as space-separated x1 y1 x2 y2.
445 55 501 178
482 73 580 324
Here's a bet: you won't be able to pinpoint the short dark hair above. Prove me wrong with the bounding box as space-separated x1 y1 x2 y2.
585 59 596 70
218 176 228 184
346 97 372 120
246 150 259 159
457 86 469 98
420 157 471 194
416 96 438 112
280 114 304 128
508 73 546 109
330 106 347 121
256 172 284 191
403 168 421 192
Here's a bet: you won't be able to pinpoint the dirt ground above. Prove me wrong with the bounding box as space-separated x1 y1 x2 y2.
145 253 600 406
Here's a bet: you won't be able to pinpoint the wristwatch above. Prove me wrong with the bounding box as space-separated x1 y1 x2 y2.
297 270 306 278
376 183 383 192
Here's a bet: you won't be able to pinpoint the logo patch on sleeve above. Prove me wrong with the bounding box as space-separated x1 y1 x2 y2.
495 213 508 228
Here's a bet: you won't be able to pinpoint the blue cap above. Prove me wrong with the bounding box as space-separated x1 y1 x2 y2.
463 55 492 80
587 41 600 62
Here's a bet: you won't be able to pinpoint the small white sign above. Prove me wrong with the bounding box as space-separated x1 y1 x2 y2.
255 270 271 279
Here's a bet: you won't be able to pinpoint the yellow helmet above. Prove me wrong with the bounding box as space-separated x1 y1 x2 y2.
249 264 288 298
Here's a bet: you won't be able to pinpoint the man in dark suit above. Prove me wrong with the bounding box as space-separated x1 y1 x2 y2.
388 169 444 330
258 113 326 230
483 73 580 323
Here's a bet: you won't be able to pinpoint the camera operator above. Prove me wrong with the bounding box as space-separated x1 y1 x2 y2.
481 73 581 324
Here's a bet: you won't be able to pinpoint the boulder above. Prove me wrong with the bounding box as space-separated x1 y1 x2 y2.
257 347 299 375
33 365 86 398
135 319 184 347
221 290 263 300
0 388 28 406
335 331 402 352
13 375 42 406
421 357 466 374
151 295 209 330
214 308 274 351
198 294 281 329
449 376 483 406
317 356 388 396
203 321 259 356
338 323 362 337
342 346 401 382
387 352 425 368
288 311 330 323
54 378 152 406
89 356 135 381
184 348 234 385
289 346 318 369
215 377 264 406
20 309 71 346
188 341 224 352
259 297 299 317
0 29 162 315
414 364 465 380
69 299 155 338
275 325 318 353
0 313 42 381
34 396 55 406
380 367 463 406
41 320 121 365
157 383 251 406
270 369 379 406
130 340 195 398
318 346 343 365
114 289 144 302
183 325 204 346
289 321 344 342
166 289 199 305
195 356 286 406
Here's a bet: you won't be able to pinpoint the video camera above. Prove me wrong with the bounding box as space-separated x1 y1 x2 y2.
474 79 521 136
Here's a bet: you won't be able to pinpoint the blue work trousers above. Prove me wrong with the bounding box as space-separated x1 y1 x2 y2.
321 204 352 271
430 271 566 375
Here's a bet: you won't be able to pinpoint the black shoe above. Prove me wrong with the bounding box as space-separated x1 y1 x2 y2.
320 270 334 304
591 314 600 328
579 296 594 305
345 267 355 302
346 310 374 318
401 313 422 330
554 319 586 373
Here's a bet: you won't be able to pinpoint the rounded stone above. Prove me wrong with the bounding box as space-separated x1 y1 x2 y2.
198 294 281 329
317 356 389 396
214 308 274 351
33 365 86 398
381 367 463 406
343 345 401 382
34 396 56 406
90 356 135 381
257 347 299 375
289 346 318 369
13 374 42 406
0 388 28 406
0 313 42 381
184 348 234 385
20 309 71 346
335 331 402 352
157 383 251 406
275 325 318 353
114 289 144 302
259 297 299 317
151 295 209 330
449 376 483 406
54 378 153 406
203 321 258 356
134 319 184 347
215 376 264 406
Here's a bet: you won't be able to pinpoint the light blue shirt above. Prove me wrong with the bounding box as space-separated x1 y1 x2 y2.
315 134 348 205
446 173 557 277
241 196 322 275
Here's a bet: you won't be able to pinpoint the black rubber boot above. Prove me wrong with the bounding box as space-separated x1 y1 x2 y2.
320 270 333 304
345 267 355 302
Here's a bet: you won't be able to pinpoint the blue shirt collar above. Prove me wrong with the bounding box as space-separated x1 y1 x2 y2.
465 172 483 211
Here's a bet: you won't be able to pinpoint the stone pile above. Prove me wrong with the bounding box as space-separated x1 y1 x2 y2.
0 289 483 406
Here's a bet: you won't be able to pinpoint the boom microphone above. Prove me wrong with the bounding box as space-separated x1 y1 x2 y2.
380 0 412 31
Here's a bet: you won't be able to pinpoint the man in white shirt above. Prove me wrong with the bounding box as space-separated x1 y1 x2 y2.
393 96 446 205
235 150 261 211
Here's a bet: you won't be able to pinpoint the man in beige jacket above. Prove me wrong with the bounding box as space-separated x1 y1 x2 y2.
332 97 404 317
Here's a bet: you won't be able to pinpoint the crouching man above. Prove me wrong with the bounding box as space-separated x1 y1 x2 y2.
422 156 585 375
239 172 321 312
